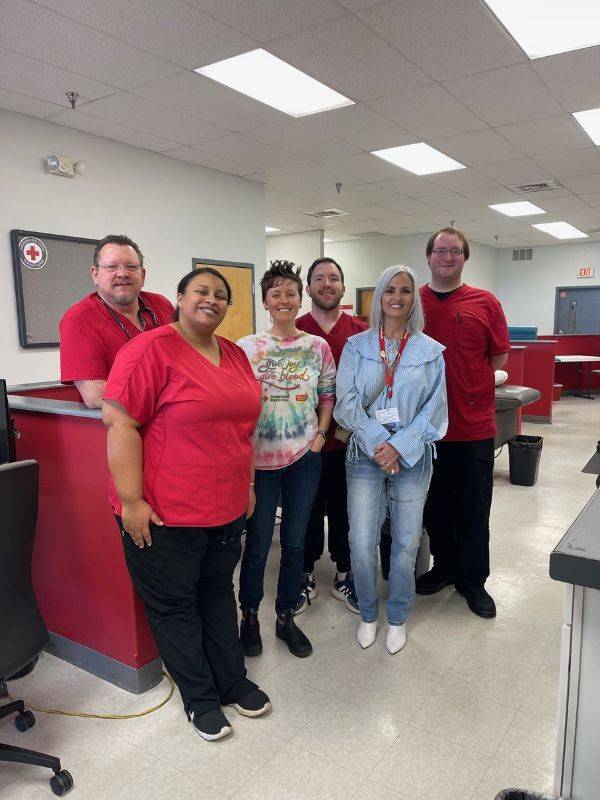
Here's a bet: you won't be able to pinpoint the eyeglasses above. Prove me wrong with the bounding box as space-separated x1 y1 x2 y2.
431 248 464 256
97 264 143 273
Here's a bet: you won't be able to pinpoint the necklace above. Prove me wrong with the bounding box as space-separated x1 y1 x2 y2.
178 322 218 354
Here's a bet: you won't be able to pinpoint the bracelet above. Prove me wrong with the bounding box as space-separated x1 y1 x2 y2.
317 429 327 440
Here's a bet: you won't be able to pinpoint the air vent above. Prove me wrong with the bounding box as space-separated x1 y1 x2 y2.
512 248 533 261
350 230 388 238
508 180 563 193
305 208 350 219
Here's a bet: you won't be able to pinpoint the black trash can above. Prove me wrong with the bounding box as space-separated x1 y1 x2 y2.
508 435 543 486
495 790 555 800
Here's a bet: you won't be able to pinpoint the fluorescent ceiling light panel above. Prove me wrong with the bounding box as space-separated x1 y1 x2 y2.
572 107 600 145
532 221 588 239
489 201 546 217
196 49 354 118
371 143 465 175
265 226 280 233
483 0 600 59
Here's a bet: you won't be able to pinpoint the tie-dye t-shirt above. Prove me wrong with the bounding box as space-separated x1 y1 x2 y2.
237 331 336 470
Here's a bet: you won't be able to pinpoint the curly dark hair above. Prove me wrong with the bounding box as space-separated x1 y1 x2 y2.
260 260 303 301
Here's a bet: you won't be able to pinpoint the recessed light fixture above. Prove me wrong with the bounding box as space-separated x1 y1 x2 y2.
371 143 465 175
572 107 600 146
265 226 280 233
489 201 546 217
323 238 334 243
483 0 600 58
532 221 588 239
196 49 354 118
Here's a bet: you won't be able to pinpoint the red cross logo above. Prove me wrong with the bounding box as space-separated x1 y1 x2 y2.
19 236 48 270
26 245 41 261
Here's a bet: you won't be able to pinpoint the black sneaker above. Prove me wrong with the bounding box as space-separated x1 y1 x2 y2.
231 688 272 718
415 566 454 595
456 585 496 619
276 611 313 658
331 571 360 614
191 708 232 741
240 609 263 657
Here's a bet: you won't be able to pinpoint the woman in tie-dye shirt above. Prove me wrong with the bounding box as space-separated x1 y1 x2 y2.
237 260 336 660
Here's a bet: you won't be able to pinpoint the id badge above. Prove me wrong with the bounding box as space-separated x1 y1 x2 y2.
375 407 400 424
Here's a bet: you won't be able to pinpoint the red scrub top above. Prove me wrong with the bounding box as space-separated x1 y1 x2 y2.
420 284 509 441
104 326 262 527
59 291 174 383
296 311 367 452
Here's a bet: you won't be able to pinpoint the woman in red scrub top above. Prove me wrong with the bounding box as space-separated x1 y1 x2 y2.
103 268 270 742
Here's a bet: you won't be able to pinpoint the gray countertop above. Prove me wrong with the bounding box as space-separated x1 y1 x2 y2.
8 394 102 419
550 488 600 589
7 381 64 392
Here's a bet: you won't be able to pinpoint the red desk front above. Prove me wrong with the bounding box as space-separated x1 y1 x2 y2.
8 392 160 693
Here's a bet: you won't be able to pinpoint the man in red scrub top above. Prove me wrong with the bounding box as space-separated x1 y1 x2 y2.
296 257 367 612
417 228 509 619
59 234 174 408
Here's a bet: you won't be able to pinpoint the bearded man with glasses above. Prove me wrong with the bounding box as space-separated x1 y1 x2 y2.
417 228 509 619
60 234 174 408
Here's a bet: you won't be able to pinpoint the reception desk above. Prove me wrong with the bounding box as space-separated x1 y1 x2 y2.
8 384 161 694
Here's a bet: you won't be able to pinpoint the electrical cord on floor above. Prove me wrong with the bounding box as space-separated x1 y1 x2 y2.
494 445 504 459
8 670 175 721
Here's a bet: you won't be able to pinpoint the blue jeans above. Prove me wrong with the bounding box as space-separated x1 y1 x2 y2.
347 447 432 625
239 449 322 615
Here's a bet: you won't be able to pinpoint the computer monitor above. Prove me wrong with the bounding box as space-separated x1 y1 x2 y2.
0 379 16 464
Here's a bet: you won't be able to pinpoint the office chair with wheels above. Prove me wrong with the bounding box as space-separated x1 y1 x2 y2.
0 459 73 796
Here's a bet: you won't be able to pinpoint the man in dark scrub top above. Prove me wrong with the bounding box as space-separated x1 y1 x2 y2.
60 233 173 408
417 228 509 619
296 257 367 614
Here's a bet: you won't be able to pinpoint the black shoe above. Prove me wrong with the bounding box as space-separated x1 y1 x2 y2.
276 611 313 658
456 585 496 619
231 688 272 718
415 566 455 595
240 609 263 657
191 708 232 741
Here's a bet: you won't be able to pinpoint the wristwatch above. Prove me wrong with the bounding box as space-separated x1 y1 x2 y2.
317 429 328 440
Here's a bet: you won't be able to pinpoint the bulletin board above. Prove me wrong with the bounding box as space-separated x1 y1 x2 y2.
10 229 99 348
191 258 255 342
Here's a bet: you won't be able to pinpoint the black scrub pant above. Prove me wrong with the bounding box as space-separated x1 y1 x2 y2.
303 449 352 575
117 514 256 717
422 438 494 590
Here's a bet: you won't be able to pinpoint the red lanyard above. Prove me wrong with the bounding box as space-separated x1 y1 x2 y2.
379 327 409 399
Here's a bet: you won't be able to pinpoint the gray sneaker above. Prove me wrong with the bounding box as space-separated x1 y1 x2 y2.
331 572 360 614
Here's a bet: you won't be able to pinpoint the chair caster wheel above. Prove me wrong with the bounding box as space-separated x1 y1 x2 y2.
15 710 35 731
50 770 74 796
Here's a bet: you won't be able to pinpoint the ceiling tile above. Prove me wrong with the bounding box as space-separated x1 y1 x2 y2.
477 158 554 186
548 174 600 195
495 115 590 156
376 176 447 196
533 196 590 214
133 73 286 132
33 0 254 70
48 109 180 151
303 104 416 151
245 120 359 160
163 145 258 175
76 93 229 145
0 0 181 89
445 64 564 126
425 193 483 211
197 133 304 170
358 0 525 81
428 129 524 166
378 197 439 215
335 184 404 204
0 86 63 118
368 84 486 139
188 0 346 42
425 168 497 192
319 152 420 183
534 149 600 179
267 16 431 102
579 193 600 208
0 48 118 108
533 46 600 112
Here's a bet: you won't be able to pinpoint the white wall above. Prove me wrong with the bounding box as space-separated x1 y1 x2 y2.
0 109 265 385
496 241 600 334
324 232 499 314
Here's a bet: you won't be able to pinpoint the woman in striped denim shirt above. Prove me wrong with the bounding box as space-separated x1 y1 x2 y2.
334 265 448 654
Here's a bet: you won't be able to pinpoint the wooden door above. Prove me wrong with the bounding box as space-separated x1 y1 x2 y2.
356 287 375 320
192 259 255 342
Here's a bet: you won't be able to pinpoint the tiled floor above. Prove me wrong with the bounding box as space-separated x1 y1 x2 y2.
2 396 598 800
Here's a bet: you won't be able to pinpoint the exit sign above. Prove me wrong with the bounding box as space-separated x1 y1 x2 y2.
578 267 594 278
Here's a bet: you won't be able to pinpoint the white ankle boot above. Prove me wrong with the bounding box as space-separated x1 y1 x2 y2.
386 623 407 654
356 620 378 649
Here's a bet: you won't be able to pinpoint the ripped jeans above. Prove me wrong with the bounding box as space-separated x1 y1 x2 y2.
346 446 432 625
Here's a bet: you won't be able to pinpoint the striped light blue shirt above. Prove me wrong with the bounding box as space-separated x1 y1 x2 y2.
334 329 448 468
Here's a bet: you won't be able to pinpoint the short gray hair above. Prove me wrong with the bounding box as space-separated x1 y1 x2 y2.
369 265 425 334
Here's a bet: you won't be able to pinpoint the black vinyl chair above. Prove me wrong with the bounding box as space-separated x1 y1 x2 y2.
0 460 73 796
